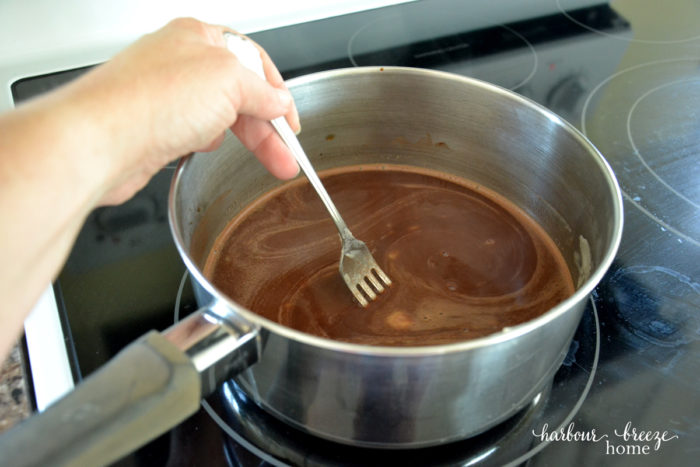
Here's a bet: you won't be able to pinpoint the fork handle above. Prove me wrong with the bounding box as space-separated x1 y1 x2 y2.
224 32 352 239
270 117 352 238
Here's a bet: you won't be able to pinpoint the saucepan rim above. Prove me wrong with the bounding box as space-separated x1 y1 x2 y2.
168 66 623 358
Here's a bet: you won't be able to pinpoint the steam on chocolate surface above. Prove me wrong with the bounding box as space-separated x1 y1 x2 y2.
203 164 574 346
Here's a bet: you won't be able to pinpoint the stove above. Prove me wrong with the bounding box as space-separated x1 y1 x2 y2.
7 0 699 465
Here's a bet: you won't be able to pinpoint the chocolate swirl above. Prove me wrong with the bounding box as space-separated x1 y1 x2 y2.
204 164 574 346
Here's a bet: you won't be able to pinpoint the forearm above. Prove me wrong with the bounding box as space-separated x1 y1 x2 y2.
0 83 112 358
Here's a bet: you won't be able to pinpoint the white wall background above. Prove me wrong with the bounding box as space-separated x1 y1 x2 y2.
0 0 414 81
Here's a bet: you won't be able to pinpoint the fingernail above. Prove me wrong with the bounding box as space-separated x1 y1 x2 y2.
276 89 293 108
294 124 302 136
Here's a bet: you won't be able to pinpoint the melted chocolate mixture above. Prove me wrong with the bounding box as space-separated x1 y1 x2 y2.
204 164 574 346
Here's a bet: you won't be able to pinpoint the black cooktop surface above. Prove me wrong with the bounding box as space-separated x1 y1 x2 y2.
12 0 699 465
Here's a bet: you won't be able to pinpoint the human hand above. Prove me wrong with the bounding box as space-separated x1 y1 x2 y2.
1 17 305 357
62 17 300 205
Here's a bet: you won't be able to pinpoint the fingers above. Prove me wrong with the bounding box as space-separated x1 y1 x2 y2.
254 41 301 133
168 20 301 179
233 74 300 134
214 27 301 133
231 115 299 180
214 28 300 179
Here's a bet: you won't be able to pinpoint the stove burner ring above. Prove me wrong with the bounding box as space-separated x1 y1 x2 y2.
217 383 549 467
581 58 700 247
173 271 600 466
556 0 700 44
487 24 537 92
626 78 700 210
346 14 538 92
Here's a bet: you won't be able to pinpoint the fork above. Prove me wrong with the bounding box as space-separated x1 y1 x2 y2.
225 32 392 306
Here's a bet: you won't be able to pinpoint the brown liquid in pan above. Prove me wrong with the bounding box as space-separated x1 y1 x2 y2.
203 164 574 346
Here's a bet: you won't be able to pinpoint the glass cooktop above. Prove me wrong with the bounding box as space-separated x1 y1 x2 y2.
11 0 699 465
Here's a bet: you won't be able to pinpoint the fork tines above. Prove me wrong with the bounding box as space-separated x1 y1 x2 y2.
344 262 392 307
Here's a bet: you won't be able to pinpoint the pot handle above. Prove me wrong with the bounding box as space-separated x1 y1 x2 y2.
0 306 260 467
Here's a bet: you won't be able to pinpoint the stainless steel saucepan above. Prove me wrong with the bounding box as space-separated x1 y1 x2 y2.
0 67 622 466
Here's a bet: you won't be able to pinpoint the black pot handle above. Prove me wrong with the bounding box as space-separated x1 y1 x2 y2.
0 305 260 467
